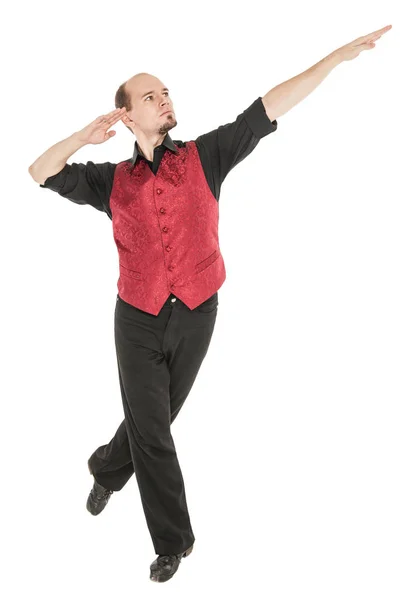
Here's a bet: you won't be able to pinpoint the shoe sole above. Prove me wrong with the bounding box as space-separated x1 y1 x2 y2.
183 545 193 558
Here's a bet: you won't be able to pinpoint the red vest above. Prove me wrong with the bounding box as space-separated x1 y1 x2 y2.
110 141 226 315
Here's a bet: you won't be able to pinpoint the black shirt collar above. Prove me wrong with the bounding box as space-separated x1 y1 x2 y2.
129 133 179 166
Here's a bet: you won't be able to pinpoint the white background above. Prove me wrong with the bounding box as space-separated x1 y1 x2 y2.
2 1 417 598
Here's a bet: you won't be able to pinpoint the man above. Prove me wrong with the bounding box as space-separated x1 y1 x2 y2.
28 25 391 583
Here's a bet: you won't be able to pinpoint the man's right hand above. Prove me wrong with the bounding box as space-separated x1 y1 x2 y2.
76 107 127 145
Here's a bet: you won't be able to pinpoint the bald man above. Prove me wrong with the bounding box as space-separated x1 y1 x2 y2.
28 24 391 583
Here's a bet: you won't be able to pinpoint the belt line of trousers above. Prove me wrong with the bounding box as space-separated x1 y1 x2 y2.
87 291 218 556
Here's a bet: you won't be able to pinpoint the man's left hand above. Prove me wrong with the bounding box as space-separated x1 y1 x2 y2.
335 25 392 62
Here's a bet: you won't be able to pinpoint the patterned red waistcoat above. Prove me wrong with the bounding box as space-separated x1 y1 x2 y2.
109 140 226 315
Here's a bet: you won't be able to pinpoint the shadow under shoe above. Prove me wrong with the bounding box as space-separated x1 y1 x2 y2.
150 544 194 583
86 478 114 515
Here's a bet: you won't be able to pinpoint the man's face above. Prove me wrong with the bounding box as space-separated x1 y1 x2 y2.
123 75 177 135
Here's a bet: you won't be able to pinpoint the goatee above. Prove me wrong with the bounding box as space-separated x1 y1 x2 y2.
158 115 177 135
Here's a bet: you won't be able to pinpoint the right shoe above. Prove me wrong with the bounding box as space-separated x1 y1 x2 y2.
86 460 114 515
150 544 194 583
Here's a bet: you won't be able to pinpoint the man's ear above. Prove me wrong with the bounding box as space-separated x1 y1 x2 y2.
121 113 134 133
122 111 133 123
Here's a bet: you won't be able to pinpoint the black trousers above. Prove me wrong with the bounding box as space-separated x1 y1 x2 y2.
87 290 218 556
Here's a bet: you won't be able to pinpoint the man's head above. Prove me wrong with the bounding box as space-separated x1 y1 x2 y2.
115 72 177 137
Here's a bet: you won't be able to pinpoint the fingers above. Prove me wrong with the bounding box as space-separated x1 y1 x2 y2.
96 107 127 127
364 24 392 42
368 32 383 42
378 24 392 33
106 107 126 119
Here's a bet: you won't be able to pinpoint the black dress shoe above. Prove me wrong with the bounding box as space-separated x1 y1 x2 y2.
86 479 114 515
150 544 193 583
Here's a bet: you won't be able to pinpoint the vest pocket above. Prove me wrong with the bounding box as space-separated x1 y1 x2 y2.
195 249 220 274
120 263 142 280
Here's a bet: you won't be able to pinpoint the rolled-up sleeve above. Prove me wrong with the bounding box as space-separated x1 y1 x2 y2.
242 96 278 139
39 161 116 218
194 97 278 195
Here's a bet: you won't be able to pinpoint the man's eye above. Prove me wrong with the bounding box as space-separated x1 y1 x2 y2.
145 92 169 101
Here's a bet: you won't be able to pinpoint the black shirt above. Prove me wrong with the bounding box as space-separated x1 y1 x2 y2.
40 96 277 219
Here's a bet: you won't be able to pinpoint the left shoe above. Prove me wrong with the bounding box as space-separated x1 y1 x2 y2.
86 459 114 516
149 544 194 583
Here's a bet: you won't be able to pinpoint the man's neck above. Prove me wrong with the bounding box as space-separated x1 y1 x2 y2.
136 133 166 162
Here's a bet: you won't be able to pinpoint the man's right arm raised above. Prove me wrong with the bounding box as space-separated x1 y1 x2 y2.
28 107 126 215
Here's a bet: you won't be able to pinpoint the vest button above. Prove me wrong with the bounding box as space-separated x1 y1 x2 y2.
168 265 174 271
156 188 162 194
166 245 171 252
160 207 166 214
162 226 168 232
